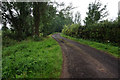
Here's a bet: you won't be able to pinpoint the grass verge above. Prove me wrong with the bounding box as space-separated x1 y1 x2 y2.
2 36 62 78
61 33 120 58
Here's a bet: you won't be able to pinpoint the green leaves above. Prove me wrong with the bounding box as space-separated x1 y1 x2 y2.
2 37 62 78
84 0 108 26
62 19 120 46
74 11 81 24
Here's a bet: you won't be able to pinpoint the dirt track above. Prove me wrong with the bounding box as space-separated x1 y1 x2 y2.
52 33 119 78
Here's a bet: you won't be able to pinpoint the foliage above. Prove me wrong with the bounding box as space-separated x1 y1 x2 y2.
33 35 43 41
84 0 108 26
62 0 119 46
1 2 33 40
46 2 74 34
62 24 80 37
1 2 74 41
62 20 120 46
33 2 48 37
3 37 17 48
74 11 81 24
2 36 62 78
2 29 17 47
83 20 120 46
61 33 120 58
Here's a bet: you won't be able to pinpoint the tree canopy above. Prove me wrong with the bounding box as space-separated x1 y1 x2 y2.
1 1 74 40
84 0 108 26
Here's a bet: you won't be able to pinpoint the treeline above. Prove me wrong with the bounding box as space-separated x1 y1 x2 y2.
1 2 73 39
1 2 74 46
62 1 120 46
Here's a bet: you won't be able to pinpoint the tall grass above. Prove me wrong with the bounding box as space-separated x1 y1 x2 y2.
2 36 62 78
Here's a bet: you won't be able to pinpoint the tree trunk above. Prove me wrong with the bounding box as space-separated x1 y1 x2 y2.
33 2 41 37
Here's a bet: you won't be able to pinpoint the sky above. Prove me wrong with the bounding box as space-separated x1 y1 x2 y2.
54 0 120 25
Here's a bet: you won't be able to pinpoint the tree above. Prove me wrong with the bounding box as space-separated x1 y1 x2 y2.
40 2 57 36
33 2 41 37
74 11 81 24
1 1 75 40
84 0 108 26
1 2 32 40
43 2 74 34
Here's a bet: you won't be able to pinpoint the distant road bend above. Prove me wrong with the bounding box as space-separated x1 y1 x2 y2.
52 33 119 78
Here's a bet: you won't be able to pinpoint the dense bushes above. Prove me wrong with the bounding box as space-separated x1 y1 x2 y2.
62 24 81 37
2 30 17 47
62 20 120 46
2 37 62 78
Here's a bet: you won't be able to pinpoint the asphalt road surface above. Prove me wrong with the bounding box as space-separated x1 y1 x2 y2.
52 33 119 78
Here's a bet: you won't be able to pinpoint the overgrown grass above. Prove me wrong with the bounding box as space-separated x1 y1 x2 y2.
2 36 62 78
61 33 120 58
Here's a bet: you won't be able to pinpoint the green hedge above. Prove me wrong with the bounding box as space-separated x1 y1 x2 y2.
62 20 120 46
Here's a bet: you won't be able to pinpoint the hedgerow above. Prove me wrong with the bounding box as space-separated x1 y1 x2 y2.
62 20 120 46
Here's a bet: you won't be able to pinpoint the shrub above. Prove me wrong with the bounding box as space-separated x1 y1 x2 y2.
62 20 120 46
62 24 80 37
3 37 17 47
33 35 43 41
